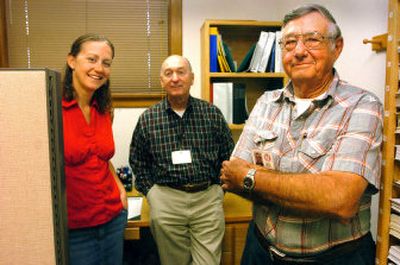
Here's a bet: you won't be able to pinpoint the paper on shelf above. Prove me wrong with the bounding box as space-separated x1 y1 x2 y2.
127 196 143 220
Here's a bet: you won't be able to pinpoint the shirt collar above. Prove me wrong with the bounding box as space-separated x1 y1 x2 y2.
62 98 99 110
275 69 340 108
162 95 194 114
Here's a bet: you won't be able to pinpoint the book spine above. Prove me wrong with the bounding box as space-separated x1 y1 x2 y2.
266 41 276 72
233 83 248 124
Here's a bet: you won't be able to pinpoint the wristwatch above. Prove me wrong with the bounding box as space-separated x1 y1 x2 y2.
243 168 256 192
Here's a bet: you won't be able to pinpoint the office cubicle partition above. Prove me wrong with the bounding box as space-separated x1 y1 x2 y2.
0 69 68 265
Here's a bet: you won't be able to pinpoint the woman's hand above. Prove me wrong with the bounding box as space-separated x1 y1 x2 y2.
110 162 128 209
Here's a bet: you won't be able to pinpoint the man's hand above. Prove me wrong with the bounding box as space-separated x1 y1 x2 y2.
220 157 253 193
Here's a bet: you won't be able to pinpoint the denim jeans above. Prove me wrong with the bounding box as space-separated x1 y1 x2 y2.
69 209 128 265
241 220 376 265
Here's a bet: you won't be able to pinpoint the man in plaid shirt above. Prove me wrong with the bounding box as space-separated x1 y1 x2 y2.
221 4 383 265
130 55 234 265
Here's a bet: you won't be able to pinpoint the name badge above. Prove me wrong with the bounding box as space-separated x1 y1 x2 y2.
171 150 192 164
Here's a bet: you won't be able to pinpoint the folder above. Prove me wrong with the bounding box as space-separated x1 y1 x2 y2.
223 41 236 72
257 31 276 72
210 27 219 72
274 31 283 73
213 82 233 123
266 41 276 72
249 31 269 72
237 43 256 72
217 34 231 72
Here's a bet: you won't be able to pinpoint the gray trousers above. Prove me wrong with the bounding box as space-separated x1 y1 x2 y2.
146 184 225 265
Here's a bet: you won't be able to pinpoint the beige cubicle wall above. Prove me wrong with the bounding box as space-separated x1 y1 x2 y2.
0 69 68 265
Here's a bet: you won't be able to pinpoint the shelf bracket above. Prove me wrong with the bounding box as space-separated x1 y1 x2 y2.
363 33 387 52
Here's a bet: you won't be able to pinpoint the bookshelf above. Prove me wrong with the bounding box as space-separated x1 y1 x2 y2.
200 20 288 133
199 19 287 264
376 0 400 264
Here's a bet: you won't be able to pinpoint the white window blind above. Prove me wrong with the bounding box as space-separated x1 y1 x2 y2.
5 0 169 93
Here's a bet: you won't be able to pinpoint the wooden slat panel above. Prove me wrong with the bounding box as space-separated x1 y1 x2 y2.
376 1 400 264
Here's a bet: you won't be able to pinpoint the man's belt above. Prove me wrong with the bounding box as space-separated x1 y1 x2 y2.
164 181 212 193
254 223 370 264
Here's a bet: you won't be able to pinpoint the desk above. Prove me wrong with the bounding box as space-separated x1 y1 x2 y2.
124 191 252 265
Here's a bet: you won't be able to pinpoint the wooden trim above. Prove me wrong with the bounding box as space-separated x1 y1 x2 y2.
209 72 286 78
169 0 183 55
112 92 165 108
203 19 282 27
0 0 9 67
375 0 399 264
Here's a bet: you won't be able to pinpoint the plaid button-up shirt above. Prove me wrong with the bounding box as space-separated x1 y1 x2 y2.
233 70 383 255
130 96 234 195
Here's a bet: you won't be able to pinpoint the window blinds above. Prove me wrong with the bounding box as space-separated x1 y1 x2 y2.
5 0 169 93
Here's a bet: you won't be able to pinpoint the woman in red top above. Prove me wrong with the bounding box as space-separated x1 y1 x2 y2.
62 33 127 265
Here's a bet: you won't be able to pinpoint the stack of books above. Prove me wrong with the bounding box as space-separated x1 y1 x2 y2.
392 198 400 213
395 145 400 161
390 212 400 238
389 201 400 264
389 245 400 264
390 198 400 241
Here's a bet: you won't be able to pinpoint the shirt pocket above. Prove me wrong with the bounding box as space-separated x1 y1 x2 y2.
298 134 336 172
253 130 278 145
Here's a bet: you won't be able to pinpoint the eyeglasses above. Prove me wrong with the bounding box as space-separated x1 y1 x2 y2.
279 32 335 52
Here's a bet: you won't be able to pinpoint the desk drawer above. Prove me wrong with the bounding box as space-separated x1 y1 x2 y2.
124 227 140 240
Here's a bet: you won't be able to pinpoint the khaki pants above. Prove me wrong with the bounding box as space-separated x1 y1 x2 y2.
146 184 225 265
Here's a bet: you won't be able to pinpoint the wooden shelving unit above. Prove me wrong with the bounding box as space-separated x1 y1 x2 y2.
376 0 400 264
199 19 289 264
200 19 288 132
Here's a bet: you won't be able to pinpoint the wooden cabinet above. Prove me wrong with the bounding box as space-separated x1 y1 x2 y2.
376 0 400 264
221 223 249 265
221 192 252 265
200 19 288 135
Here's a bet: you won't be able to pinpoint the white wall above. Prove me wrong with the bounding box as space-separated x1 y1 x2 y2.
112 0 388 238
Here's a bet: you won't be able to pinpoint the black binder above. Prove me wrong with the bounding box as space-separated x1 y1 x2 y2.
233 83 248 124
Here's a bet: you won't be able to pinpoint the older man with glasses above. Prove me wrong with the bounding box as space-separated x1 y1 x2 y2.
220 4 382 265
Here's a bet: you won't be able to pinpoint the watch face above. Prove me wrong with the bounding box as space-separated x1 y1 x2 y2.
243 177 254 190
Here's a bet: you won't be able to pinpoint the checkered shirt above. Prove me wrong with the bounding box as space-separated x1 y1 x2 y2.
130 96 234 195
233 70 383 255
